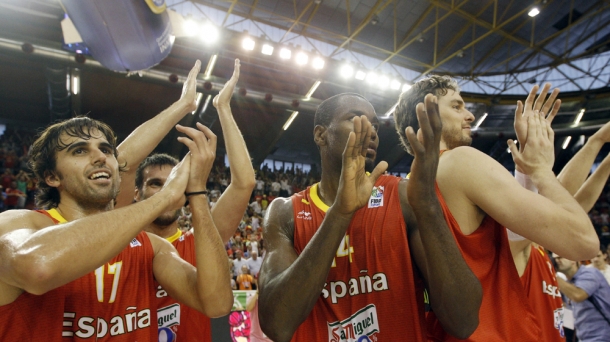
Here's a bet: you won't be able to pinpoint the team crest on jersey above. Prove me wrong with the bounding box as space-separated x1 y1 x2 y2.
297 210 312 220
178 235 185 242
327 304 379 342
554 307 565 337
367 186 384 208
130 238 142 248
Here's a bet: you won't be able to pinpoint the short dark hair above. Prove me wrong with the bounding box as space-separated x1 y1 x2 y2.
29 116 120 209
314 93 367 128
135 153 179 190
393 75 460 155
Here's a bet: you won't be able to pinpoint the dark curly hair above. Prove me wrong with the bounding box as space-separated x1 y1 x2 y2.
29 117 122 209
393 75 460 155
135 153 179 190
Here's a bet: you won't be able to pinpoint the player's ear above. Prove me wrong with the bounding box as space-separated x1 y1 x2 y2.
134 187 141 202
44 171 60 188
314 125 328 147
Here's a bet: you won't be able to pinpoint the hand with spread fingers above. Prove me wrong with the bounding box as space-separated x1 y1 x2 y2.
179 60 202 113
160 154 192 211
509 111 555 178
405 94 442 204
333 116 388 216
514 83 561 154
175 122 217 193
213 59 240 110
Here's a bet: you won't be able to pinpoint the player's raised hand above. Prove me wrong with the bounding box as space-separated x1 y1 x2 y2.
514 83 560 153
405 94 442 203
509 111 555 177
333 116 388 216
179 60 202 113
161 153 192 211
175 123 217 193
213 59 240 110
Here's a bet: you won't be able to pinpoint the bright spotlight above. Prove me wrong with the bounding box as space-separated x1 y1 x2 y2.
528 7 539 17
201 23 218 43
296 52 308 65
355 70 366 80
242 37 255 51
402 83 412 92
390 80 401 90
184 19 199 37
340 65 354 78
378 75 389 89
366 72 378 84
261 44 274 56
312 57 325 70
279 48 292 60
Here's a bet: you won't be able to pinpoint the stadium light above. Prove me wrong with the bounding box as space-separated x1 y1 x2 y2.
474 113 488 129
283 111 299 130
340 65 354 78
312 57 325 70
261 44 274 56
304 81 321 100
366 72 378 84
279 47 292 60
562 136 572 149
296 52 308 65
201 23 219 43
355 70 366 80
184 19 199 37
390 80 401 90
242 37 255 51
204 54 217 79
573 108 585 126
528 8 540 17
402 83 412 92
377 75 389 89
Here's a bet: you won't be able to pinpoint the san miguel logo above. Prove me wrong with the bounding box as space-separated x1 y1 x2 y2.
327 304 380 342
297 210 313 220
367 186 384 208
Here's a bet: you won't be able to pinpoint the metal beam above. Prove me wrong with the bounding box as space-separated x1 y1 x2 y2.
222 0 239 26
330 0 393 56
299 2 321 36
280 1 315 42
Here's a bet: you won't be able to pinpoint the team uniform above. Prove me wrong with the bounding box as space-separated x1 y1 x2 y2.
291 175 427 342
426 185 541 341
520 245 565 341
34 209 159 341
154 229 212 342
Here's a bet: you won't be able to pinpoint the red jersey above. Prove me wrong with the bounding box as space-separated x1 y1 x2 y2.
37 207 158 341
520 245 565 341
426 184 541 341
291 175 427 342
154 230 212 342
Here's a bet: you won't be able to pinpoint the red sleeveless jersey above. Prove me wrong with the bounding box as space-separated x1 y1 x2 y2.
0 210 67 340
426 184 541 341
154 230 212 342
291 175 427 342
41 206 158 341
520 245 565 341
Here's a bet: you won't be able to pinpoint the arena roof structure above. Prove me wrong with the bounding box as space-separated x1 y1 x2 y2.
0 0 609 172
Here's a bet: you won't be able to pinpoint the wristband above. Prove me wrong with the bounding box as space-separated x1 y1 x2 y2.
185 190 209 197
515 170 538 193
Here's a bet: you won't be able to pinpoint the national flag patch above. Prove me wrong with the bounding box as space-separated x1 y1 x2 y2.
130 238 142 247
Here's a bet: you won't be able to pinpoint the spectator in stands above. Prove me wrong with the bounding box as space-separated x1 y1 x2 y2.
555 254 610 341
232 250 248 280
588 247 610 285
247 251 263 278
5 181 26 209
236 265 255 290
249 197 262 215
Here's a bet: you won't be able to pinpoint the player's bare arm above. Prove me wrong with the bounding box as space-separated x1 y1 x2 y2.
0 156 190 304
152 124 233 317
401 94 481 339
558 121 610 195
115 60 202 207
211 59 256 242
258 116 387 342
574 153 610 212
437 112 597 261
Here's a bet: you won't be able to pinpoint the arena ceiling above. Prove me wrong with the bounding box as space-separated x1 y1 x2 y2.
0 0 609 173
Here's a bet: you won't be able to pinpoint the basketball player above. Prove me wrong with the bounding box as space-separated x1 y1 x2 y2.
0 65 232 340
135 59 255 341
393 77 598 341
259 93 482 341
512 86 610 341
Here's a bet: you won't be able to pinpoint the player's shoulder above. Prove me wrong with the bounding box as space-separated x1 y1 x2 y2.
0 209 56 236
264 196 295 241
439 146 501 177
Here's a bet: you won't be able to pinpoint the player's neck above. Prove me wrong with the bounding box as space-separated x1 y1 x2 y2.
55 197 113 221
145 221 180 239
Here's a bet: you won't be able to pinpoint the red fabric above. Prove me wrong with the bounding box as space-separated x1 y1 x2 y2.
62 231 157 341
155 231 212 341
4 188 22 206
426 184 541 341
520 245 565 341
291 175 426 342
